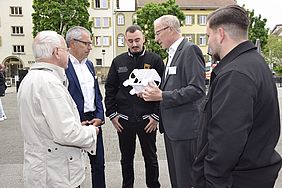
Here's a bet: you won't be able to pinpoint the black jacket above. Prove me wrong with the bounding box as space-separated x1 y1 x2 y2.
105 50 164 122
192 41 281 188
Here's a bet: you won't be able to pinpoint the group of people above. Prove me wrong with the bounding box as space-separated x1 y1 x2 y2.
17 4 281 188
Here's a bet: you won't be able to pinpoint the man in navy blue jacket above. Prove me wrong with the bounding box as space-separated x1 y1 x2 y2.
65 26 105 188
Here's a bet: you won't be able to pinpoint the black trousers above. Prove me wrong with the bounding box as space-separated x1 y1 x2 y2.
83 112 106 188
117 118 160 188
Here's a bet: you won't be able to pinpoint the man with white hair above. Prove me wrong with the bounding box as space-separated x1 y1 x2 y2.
18 30 99 188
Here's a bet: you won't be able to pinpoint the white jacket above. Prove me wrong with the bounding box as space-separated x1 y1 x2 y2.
17 62 97 188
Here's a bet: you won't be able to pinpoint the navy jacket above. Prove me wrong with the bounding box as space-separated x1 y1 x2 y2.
66 59 104 122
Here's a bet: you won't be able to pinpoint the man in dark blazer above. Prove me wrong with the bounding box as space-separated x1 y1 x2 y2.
65 26 105 188
142 15 206 188
192 5 281 188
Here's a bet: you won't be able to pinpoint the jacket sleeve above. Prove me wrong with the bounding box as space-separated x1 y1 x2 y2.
105 60 119 119
151 55 165 122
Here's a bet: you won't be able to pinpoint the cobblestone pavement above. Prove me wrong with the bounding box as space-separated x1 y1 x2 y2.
0 85 281 188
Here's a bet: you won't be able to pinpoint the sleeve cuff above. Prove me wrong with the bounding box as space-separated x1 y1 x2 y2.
150 113 159 122
109 112 118 120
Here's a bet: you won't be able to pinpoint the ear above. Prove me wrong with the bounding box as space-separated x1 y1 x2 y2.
218 27 225 44
52 47 60 59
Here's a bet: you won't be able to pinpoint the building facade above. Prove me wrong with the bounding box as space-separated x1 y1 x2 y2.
0 0 235 84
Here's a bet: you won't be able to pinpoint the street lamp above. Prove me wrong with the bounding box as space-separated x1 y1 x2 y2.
102 49 106 82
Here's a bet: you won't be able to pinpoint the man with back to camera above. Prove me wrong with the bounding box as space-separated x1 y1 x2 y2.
105 25 164 188
18 30 99 187
192 5 282 188
65 26 105 188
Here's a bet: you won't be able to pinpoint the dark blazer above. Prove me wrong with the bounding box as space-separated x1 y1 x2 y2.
65 59 104 121
159 38 205 140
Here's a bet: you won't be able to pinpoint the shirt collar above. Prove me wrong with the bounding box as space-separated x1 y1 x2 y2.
69 53 87 65
168 37 184 55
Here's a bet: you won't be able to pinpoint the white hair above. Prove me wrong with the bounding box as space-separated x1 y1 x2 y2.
154 15 181 33
32 31 62 59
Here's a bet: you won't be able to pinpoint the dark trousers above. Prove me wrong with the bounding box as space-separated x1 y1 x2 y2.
164 134 197 188
83 112 106 188
118 118 160 188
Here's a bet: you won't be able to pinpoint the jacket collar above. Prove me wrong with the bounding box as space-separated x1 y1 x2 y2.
30 62 67 86
211 41 257 83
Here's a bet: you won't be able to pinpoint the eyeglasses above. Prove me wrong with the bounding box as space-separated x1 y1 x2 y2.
155 26 170 36
73 38 93 46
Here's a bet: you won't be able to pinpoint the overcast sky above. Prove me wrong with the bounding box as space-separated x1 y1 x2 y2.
236 0 281 30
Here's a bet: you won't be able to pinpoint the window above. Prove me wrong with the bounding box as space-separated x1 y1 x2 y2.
103 36 111 46
11 26 24 35
198 34 207 46
96 59 102 66
94 17 101 28
183 34 195 43
13 45 25 53
94 0 108 8
117 34 125 47
103 17 111 28
10 7 23 16
185 15 194 25
94 36 102 46
117 14 125 25
198 15 207 25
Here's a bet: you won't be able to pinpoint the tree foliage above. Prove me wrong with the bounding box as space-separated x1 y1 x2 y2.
264 35 282 74
247 9 269 51
136 0 185 59
32 0 92 37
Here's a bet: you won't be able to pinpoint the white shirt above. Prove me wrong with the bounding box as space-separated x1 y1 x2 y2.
69 54 96 113
165 37 184 78
17 62 97 187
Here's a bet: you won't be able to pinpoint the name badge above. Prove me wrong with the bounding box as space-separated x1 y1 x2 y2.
168 66 177 75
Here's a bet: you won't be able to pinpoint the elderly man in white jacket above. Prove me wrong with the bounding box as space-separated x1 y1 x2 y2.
17 30 99 188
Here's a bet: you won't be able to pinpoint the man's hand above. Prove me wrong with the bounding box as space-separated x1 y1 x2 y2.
144 116 158 133
111 116 124 132
81 121 88 126
142 82 163 101
88 118 103 127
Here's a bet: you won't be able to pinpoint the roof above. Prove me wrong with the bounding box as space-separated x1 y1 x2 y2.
271 24 282 36
137 0 236 9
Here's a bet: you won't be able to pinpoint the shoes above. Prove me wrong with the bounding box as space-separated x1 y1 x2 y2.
2 115 7 120
0 117 4 121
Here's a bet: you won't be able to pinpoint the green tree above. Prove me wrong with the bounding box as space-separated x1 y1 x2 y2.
32 0 92 37
136 0 185 59
265 35 282 74
247 9 269 51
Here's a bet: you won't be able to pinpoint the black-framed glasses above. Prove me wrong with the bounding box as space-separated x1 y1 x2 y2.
73 38 92 46
155 26 170 36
